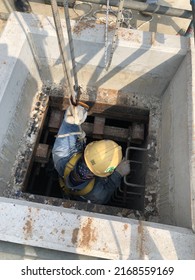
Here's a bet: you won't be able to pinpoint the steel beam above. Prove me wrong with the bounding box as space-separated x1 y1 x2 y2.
48 108 64 132
46 0 192 19
81 0 192 19
82 122 129 142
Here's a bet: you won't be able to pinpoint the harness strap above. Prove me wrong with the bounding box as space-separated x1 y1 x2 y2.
59 153 95 196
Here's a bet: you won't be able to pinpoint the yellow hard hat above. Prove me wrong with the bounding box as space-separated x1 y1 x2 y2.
84 140 122 177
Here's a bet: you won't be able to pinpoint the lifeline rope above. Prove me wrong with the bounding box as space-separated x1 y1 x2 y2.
104 0 110 68
64 0 79 95
51 0 77 108
106 0 124 70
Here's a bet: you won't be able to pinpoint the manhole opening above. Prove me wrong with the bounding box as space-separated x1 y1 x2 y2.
19 94 149 212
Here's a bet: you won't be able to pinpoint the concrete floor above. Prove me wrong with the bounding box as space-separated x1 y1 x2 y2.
0 0 192 36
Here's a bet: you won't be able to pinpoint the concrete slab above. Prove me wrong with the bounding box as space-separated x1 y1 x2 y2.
0 197 195 259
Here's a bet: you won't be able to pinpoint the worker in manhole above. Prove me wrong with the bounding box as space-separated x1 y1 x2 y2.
52 104 130 205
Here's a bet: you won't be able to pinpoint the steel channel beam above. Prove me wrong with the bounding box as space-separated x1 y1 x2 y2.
62 99 149 123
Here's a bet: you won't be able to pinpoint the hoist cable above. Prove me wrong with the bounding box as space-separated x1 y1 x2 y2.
64 0 79 96
106 0 124 70
104 0 110 68
50 0 76 104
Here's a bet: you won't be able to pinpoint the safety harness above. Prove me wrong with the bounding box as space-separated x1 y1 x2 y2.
59 153 95 196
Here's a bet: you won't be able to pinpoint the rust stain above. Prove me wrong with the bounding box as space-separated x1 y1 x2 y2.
137 220 145 259
72 228 79 245
79 218 97 249
94 19 115 31
23 207 33 240
73 21 95 35
23 219 33 240
118 29 140 43
97 88 118 104
123 224 128 231
73 20 116 35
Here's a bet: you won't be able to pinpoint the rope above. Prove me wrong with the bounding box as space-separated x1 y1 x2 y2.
104 0 110 68
73 1 94 22
50 0 74 103
73 2 133 27
137 14 153 30
106 0 125 70
64 0 79 97
56 132 82 138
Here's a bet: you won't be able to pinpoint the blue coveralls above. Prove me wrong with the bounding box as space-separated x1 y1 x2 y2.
52 114 122 205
